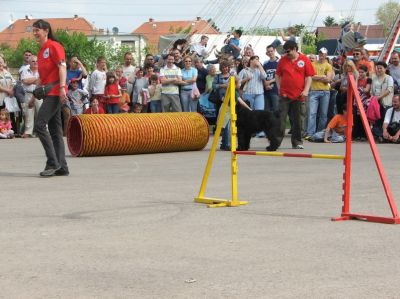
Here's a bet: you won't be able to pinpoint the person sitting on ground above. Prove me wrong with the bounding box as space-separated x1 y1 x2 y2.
383 94 400 143
0 108 14 139
84 98 105 114
311 106 348 143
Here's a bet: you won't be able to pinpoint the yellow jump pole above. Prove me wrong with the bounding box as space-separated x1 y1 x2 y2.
195 79 232 206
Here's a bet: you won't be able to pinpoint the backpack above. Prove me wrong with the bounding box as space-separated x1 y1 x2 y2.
366 96 381 123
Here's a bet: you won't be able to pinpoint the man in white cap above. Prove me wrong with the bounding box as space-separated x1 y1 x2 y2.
305 47 334 139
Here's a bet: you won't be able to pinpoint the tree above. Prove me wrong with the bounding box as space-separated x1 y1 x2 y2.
376 1 400 34
323 16 338 27
0 30 135 71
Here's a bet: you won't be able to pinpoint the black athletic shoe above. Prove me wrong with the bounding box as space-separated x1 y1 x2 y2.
54 168 70 176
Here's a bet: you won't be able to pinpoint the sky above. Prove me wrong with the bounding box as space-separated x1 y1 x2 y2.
0 0 395 35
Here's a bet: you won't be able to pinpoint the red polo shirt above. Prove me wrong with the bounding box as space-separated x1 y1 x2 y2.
37 39 67 96
276 53 315 100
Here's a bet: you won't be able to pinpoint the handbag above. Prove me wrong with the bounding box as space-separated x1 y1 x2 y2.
387 108 400 136
33 81 59 99
4 96 21 113
13 81 26 103
191 83 201 100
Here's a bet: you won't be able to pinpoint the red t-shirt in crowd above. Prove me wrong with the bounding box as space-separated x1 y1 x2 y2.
104 83 120 104
84 107 105 114
37 38 67 96
276 52 315 100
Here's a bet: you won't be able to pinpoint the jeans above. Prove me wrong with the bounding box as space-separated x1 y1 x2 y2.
328 90 337 123
306 90 330 136
161 94 182 112
180 89 198 112
264 92 279 112
150 100 162 112
243 93 264 110
312 130 345 143
34 95 68 170
221 120 231 149
106 103 119 114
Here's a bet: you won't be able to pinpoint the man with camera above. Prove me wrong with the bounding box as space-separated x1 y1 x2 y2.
383 94 400 143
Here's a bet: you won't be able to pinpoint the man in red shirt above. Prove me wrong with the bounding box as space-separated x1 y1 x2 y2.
32 19 69 177
276 40 314 149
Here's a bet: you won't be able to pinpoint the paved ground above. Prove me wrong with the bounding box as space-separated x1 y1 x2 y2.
1 135 400 299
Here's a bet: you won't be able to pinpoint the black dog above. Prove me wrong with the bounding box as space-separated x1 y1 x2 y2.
236 104 280 151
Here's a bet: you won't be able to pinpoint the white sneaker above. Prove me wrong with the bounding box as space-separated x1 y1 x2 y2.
292 144 304 149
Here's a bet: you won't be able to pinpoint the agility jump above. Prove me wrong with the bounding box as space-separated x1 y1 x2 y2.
195 76 400 224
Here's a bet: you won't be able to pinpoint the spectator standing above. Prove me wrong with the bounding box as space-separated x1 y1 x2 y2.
0 56 17 131
148 74 162 113
263 45 280 112
32 19 69 177
173 49 184 69
131 68 148 108
336 60 359 114
370 61 394 140
66 55 87 89
104 72 121 114
275 40 314 149
20 55 41 138
180 56 198 112
194 58 208 94
305 47 334 139
383 95 400 143
160 54 182 112
18 50 32 76
89 56 107 111
352 48 373 74
123 52 137 96
388 51 400 86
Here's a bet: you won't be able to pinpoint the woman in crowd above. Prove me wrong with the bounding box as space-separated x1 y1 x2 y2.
370 61 394 140
336 59 359 114
0 56 17 132
180 56 198 112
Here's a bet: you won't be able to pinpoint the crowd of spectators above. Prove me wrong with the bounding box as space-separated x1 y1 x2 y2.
1 29 399 145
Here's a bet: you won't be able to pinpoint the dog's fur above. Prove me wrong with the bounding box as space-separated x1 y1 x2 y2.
236 104 280 151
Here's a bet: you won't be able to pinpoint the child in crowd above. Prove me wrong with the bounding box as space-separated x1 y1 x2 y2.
131 67 148 110
148 74 162 112
67 78 89 115
104 72 121 114
310 106 348 143
132 103 143 113
84 98 105 114
0 109 14 139
119 81 131 113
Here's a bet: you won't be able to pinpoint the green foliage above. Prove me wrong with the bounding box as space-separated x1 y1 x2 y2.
323 16 338 27
0 38 40 68
376 1 400 34
0 29 135 71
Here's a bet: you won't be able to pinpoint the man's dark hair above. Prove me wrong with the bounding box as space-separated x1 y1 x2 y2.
234 29 243 37
267 44 275 50
283 40 298 51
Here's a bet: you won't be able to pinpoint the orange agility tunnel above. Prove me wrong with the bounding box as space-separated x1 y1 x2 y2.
67 113 209 157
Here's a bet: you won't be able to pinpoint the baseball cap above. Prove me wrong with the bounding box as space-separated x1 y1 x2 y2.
318 47 328 54
70 77 80 82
